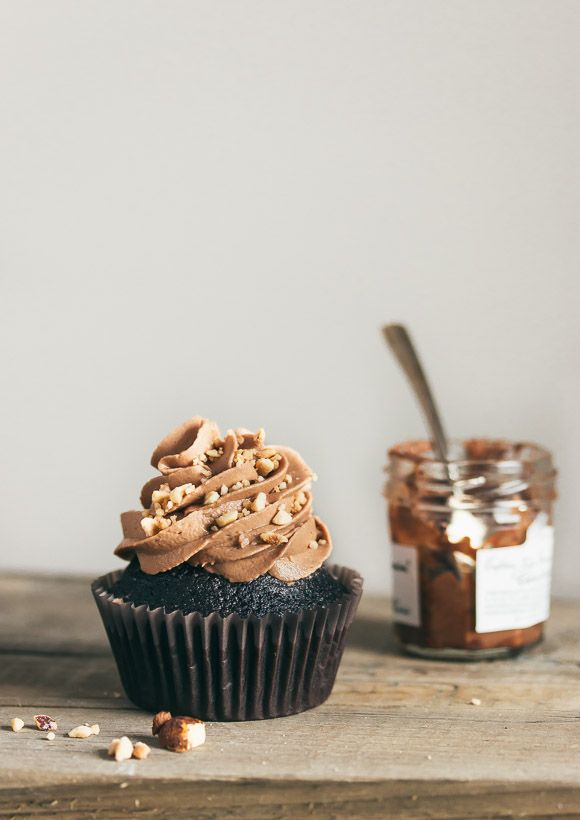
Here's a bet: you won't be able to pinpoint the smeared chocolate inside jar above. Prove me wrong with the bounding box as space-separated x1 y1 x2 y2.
386 438 556 657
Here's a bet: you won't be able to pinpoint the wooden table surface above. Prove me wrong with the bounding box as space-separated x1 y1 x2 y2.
1 574 579 819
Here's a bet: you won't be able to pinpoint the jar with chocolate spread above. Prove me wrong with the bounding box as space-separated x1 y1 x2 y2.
385 439 556 659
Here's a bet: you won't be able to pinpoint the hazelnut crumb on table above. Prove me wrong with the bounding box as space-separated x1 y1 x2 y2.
152 711 206 753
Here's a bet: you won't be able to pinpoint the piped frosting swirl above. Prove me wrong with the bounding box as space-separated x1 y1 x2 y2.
115 417 332 583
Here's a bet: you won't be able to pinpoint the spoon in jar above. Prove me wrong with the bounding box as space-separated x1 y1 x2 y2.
382 323 450 464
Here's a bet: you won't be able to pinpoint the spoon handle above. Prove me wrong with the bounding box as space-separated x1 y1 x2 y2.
382 323 449 462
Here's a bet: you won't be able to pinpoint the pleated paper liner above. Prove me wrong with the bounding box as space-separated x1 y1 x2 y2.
92 564 363 721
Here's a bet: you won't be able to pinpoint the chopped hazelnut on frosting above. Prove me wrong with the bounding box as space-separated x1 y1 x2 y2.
251 492 267 513
260 531 289 546
256 458 275 476
272 508 293 526
215 510 239 528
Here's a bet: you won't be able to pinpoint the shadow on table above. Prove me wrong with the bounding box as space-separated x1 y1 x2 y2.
0 650 127 705
348 610 400 655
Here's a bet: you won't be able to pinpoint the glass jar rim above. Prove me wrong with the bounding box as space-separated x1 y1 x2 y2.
388 438 553 470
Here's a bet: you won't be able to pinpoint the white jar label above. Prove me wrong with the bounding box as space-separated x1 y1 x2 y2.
475 515 554 634
392 543 421 626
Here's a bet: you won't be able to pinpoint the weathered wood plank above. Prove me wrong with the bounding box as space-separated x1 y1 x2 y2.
1 573 579 818
1 779 579 819
0 574 106 655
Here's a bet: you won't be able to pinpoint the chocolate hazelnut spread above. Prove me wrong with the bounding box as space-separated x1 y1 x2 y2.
385 438 556 659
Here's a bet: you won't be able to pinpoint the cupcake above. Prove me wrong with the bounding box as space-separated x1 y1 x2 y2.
92 416 362 720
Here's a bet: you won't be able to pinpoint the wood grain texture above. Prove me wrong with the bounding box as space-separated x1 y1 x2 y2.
1 573 579 818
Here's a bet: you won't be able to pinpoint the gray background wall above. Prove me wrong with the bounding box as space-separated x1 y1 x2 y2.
1 1 578 596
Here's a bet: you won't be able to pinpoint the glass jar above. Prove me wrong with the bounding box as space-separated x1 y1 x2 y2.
385 438 556 659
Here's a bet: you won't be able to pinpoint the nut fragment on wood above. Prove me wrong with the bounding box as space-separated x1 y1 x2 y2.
152 711 173 736
133 742 151 760
68 725 93 738
158 716 206 753
108 736 134 762
108 738 120 755
34 714 57 732
468 698 482 706
90 724 100 735
46 732 56 741
10 718 24 732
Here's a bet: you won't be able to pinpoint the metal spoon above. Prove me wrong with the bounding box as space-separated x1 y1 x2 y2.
382 323 449 463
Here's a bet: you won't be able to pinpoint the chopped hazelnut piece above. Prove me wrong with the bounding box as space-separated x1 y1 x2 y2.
141 514 174 537
90 724 100 735
272 509 292 526
34 714 57 732
140 516 156 537
68 725 93 738
234 448 256 466
204 490 220 505
251 492 267 513
112 736 134 762
259 448 276 459
169 487 183 505
133 741 151 759
10 718 24 732
151 488 170 505
158 717 206 753
256 458 275 476
152 711 173 736
260 531 289 546
171 485 195 506
108 738 121 755
46 731 56 741
216 510 239 528
220 484 228 495
308 540 319 550
468 698 482 706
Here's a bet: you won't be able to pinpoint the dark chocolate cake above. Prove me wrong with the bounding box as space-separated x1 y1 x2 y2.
110 559 346 618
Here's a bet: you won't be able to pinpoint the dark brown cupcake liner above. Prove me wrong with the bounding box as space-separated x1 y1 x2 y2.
91 564 363 721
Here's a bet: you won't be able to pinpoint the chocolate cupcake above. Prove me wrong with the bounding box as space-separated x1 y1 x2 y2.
92 417 362 720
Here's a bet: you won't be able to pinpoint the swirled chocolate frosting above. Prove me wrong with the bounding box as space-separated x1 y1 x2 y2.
115 417 332 583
